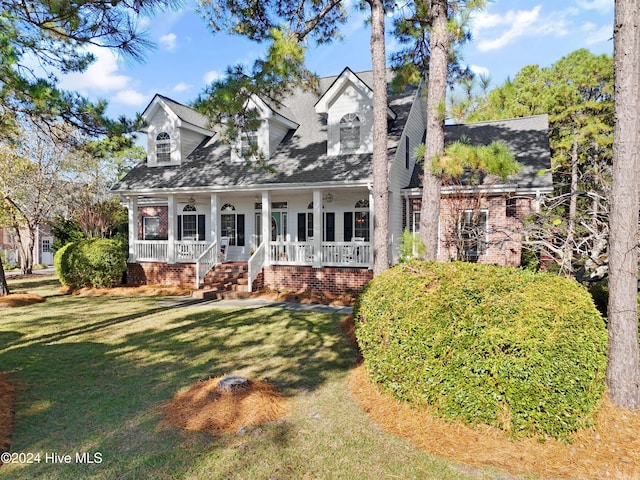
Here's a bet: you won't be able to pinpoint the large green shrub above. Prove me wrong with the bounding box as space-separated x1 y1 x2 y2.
54 238 126 289
355 261 608 440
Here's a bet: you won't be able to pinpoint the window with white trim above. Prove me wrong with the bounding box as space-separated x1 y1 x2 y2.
143 216 161 240
221 203 245 246
340 113 361 152
156 132 171 163
459 210 488 262
240 130 258 157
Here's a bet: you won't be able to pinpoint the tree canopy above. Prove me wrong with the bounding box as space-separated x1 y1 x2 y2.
469 49 614 277
0 0 176 141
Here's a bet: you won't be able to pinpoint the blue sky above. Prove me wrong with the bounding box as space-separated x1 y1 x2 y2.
59 0 615 121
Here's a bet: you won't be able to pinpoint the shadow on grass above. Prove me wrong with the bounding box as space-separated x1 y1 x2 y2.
6 276 60 292
0 298 357 480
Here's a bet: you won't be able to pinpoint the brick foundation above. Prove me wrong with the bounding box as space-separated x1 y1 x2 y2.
262 265 373 295
127 262 372 295
127 262 196 286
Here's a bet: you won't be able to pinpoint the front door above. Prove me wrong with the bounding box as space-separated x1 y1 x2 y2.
271 212 287 241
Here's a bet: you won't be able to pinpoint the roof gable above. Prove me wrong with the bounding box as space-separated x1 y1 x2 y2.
141 94 213 136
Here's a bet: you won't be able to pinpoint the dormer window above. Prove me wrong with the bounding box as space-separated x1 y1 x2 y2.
156 132 171 163
240 130 258 157
340 113 361 152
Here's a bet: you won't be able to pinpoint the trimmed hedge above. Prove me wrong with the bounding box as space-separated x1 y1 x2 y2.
54 238 126 289
354 261 608 440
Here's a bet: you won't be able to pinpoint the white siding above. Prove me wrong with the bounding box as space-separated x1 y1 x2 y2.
146 109 180 166
387 85 426 263
180 129 208 159
326 83 374 156
268 120 290 157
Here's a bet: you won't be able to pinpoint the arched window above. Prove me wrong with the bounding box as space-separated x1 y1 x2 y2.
156 132 171 163
179 203 201 240
347 198 369 241
221 204 244 246
355 199 369 209
340 113 361 152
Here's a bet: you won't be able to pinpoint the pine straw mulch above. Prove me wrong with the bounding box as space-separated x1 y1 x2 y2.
160 376 288 434
0 293 46 308
254 288 356 306
61 284 193 297
342 315 640 480
0 373 15 465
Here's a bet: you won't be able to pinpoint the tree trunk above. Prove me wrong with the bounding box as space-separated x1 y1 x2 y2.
0 255 9 296
369 0 389 275
419 0 449 260
607 0 640 409
562 131 579 276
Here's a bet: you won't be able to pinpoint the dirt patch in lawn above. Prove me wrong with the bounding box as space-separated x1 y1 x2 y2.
0 293 46 308
0 373 15 465
161 376 288 434
345 311 640 480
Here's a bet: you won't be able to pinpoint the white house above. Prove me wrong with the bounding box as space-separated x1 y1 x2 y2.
111 68 553 296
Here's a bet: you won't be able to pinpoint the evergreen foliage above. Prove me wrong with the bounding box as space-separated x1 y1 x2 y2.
355 261 608 440
54 238 126 289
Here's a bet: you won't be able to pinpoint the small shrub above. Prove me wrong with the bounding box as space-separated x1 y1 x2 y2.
54 239 126 289
355 261 608 441
398 230 427 262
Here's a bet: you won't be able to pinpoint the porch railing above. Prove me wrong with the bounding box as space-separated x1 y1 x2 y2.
132 240 372 268
195 239 219 289
175 241 210 263
268 241 371 267
247 243 266 293
133 240 168 262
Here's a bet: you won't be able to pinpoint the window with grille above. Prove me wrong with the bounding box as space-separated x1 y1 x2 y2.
156 132 171 163
340 113 361 152
459 210 488 262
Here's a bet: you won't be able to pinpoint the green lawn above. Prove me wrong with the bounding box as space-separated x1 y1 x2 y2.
0 276 520 480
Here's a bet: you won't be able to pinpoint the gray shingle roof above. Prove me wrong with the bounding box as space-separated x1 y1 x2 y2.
406 114 553 192
113 70 416 192
113 74 551 195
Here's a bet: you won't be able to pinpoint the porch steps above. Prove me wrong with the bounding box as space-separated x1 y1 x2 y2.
191 262 251 300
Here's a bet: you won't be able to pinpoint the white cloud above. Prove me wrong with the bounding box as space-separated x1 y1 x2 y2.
112 89 148 106
473 5 572 52
159 33 177 52
469 65 490 77
576 0 614 14
204 70 224 84
60 45 130 93
581 22 614 46
475 6 543 52
172 82 192 93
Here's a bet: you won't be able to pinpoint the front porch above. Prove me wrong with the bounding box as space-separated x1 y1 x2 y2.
123 187 375 291
131 239 371 267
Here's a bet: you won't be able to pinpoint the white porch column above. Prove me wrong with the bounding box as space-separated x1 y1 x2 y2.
167 194 176 264
128 196 138 262
313 190 322 267
368 186 375 268
261 191 271 265
210 193 219 244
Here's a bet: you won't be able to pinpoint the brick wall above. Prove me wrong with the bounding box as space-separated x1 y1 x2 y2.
407 194 536 267
262 265 373 295
127 262 195 286
128 261 372 295
137 206 169 240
